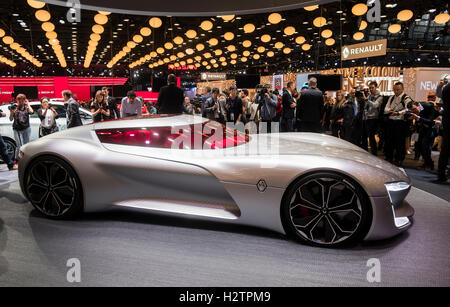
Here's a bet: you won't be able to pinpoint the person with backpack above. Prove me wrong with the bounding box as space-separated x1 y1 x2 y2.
9 94 34 160
383 82 412 166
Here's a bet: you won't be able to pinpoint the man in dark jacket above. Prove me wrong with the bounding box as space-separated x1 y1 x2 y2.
408 101 441 170
102 87 120 119
296 77 324 133
282 82 296 132
435 83 449 183
63 90 83 129
157 74 184 114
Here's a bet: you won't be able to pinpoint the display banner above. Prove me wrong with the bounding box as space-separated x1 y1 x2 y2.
341 39 387 61
43 0 335 16
321 66 402 95
201 73 227 81
272 75 284 90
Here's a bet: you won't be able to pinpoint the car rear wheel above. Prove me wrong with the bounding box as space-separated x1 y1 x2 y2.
24 156 83 219
281 172 371 247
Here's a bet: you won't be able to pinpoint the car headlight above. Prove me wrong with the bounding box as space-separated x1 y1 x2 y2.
385 182 411 228
385 182 410 207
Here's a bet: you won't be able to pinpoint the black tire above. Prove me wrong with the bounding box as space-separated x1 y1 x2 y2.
24 155 83 219
281 172 372 247
1 138 16 163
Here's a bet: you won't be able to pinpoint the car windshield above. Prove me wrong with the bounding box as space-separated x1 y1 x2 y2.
96 120 249 149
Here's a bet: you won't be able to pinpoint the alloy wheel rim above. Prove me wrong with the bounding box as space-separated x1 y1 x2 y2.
289 177 362 245
26 160 77 216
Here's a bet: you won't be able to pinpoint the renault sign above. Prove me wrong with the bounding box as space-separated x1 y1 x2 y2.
341 39 387 61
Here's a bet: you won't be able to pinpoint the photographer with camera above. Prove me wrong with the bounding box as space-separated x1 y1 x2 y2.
37 97 59 137
254 84 277 133
0 108 18 171
383 82 412 166
9 93 34 160
90 90 110 123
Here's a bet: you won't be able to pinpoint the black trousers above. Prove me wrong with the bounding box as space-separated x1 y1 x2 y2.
300 121 321 133
438 127 449 180
362 119 379 155
331 122 341 138
385 120 407 162
417 131 435 167
342 124 353 142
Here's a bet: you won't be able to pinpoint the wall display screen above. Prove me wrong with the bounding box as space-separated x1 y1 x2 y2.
111 85 132 98
235 75 260 89
307 74 342 92
13 86 38 100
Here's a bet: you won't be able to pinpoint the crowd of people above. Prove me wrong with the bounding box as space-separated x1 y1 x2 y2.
0 73 449 183
180 75 449 183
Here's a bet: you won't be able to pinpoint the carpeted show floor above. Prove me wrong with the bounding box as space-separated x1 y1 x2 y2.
0 169 449 287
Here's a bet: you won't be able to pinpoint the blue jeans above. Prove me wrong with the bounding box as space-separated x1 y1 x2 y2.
0 134 14 168
13 127 31 160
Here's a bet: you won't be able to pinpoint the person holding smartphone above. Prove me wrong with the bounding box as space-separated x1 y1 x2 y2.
90 90 110 123
37 97 59 137
9 93 34 160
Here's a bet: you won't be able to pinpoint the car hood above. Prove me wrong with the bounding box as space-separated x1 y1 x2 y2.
246 132 408 180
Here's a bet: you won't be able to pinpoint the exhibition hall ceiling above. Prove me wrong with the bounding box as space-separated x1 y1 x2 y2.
0 0 448 76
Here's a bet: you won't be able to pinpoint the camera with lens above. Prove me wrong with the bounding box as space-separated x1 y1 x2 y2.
354 87 365 99
8 103 17 111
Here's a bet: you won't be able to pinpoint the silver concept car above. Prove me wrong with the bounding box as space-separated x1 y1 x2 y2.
18 115 414 247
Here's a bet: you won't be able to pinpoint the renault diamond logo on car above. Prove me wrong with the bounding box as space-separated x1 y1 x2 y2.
343 47 350 59
257 179 267 192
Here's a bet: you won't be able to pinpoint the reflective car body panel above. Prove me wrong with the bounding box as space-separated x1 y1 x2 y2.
18 115 414 240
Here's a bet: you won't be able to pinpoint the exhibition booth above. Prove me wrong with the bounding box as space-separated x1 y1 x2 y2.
0 0 449 290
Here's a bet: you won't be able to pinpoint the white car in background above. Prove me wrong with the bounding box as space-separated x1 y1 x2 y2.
0 101 93 162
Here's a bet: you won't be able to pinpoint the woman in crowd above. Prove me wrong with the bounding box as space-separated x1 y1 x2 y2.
90 90 110 123
37 97 59 137
9 93 34 160
330 91 346 138
241 89 259 134
322 95 335 133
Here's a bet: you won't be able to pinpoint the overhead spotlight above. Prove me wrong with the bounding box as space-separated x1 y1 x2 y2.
352 3 368 16
397 10 413 21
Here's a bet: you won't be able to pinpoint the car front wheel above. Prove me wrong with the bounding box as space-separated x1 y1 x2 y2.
281 172 371 247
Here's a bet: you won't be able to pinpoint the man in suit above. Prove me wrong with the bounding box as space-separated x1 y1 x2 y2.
282 82 296 132
435 82 449 183
157 74 185 114
296 77 324 133
63 90 83 129
102 87 120 119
